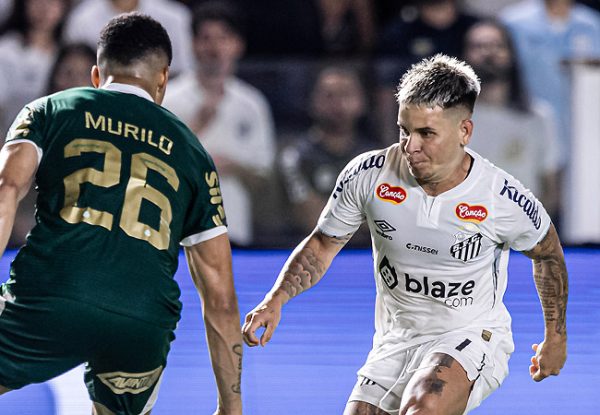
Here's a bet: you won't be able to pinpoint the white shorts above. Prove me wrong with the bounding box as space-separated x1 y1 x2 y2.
347 328 513 414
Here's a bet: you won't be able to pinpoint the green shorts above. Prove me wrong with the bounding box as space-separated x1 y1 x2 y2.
0 287 175 415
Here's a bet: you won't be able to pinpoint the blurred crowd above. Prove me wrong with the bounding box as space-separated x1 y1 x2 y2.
0 0 599 248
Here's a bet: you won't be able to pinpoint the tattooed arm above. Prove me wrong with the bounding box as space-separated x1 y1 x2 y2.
242 229 352 347
185 234 242 415
522 223 568 382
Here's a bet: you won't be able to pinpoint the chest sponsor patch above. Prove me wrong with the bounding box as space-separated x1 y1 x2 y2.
450 232 483 262
455 203 488 223
376 183 407 205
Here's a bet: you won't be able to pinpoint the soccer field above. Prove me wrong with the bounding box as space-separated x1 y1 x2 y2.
1 248 597 414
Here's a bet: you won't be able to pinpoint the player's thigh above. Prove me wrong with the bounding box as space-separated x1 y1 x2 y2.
85 312 174 415
399 352 473 415
344 400 393 415
0 293 86 390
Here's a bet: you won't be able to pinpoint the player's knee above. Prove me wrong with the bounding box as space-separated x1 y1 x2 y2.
400 394 445 415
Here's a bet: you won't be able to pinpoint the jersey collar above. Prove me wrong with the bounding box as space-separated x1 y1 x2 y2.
101 83 154 102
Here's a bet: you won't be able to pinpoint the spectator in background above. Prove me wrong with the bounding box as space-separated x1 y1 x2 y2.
278 66 373 245
375 0 480 145
64 0 194 76
0 0 13 27
461 0 524 18
46 42 95 94
239 0 375 57
378 0 479 62
463 20 562 223
0 0 71 139
163 1 276 247
501 0 600 167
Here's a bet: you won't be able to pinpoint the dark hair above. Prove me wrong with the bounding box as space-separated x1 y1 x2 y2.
46 43 96 94
97 12 172 66
464 19 531 112
396 54 481 113
191 0 244 38
0 0 70 43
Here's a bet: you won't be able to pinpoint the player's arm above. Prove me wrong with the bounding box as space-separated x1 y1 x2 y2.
184 233 242 415
522 223 568 382
242 228 352 347
0 143 38 257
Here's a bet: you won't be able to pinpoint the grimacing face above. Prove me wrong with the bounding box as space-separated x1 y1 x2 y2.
398 104 472 184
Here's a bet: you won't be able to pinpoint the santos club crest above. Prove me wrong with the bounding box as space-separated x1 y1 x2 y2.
450 232 483 262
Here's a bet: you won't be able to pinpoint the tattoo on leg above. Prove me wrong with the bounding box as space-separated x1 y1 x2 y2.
424 355 455 395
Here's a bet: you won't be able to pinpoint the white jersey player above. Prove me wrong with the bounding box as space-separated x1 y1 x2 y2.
243 55 568 415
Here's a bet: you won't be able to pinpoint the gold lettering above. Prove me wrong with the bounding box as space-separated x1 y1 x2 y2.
205 171 219 187
212 214 224 226
209 187 220 197
210 196 222 204
140 128 146 142
158 135 173 155
107 118 122 135
217 205 225 219
124 123 139 141
85 112 105 131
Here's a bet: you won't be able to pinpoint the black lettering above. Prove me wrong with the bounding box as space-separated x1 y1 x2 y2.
447 282 461 297
430 281 446 298
462 280 475 295
405 273 421 293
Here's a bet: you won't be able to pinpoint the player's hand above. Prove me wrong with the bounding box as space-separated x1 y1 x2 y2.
529 337 567 381
242 297 283 347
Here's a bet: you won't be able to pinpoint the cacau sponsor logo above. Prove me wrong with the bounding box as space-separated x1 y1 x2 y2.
376 183 407 205
455 202 488 223
499 179 541 229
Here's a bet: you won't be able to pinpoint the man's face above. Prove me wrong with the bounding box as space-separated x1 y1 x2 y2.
398 104 471 183
193 20 243 77
464 24 512 82
311 71 365 128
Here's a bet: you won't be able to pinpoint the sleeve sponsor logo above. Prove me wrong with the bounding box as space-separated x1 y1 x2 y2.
499 179 541 230
333 154 385 199
455 203 488 223
205 171 226 226
376 183 407 205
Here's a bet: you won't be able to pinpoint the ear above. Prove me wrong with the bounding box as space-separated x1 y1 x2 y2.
155 66 170 105
91 65 101 88
460 118 473 146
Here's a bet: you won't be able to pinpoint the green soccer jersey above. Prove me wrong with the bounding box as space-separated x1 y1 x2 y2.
3 85 227 329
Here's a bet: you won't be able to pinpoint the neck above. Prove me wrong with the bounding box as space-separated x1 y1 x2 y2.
479 82 510 106
27 30 56 52
197 71 227 94
100 75 157 102
418 152 472 196
314 126 356 156
546 0 571 19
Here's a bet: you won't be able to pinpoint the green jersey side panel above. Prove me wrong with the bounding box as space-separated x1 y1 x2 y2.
5 87 227 328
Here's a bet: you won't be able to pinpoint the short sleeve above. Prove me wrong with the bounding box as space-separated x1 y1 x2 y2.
5 98 46 147
179 152 228 246
494 173 551 251
317 152 377 237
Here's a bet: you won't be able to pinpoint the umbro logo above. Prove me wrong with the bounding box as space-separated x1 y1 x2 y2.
374 219 396 240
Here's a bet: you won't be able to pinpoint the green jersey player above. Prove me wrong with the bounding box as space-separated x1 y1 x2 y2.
0 13 242 415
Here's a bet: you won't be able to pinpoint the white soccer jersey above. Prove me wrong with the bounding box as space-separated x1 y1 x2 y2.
318 144 550 348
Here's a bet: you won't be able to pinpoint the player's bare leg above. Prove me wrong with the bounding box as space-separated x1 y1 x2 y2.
344 400 392 415
92 402 153 415
399 353 473 415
